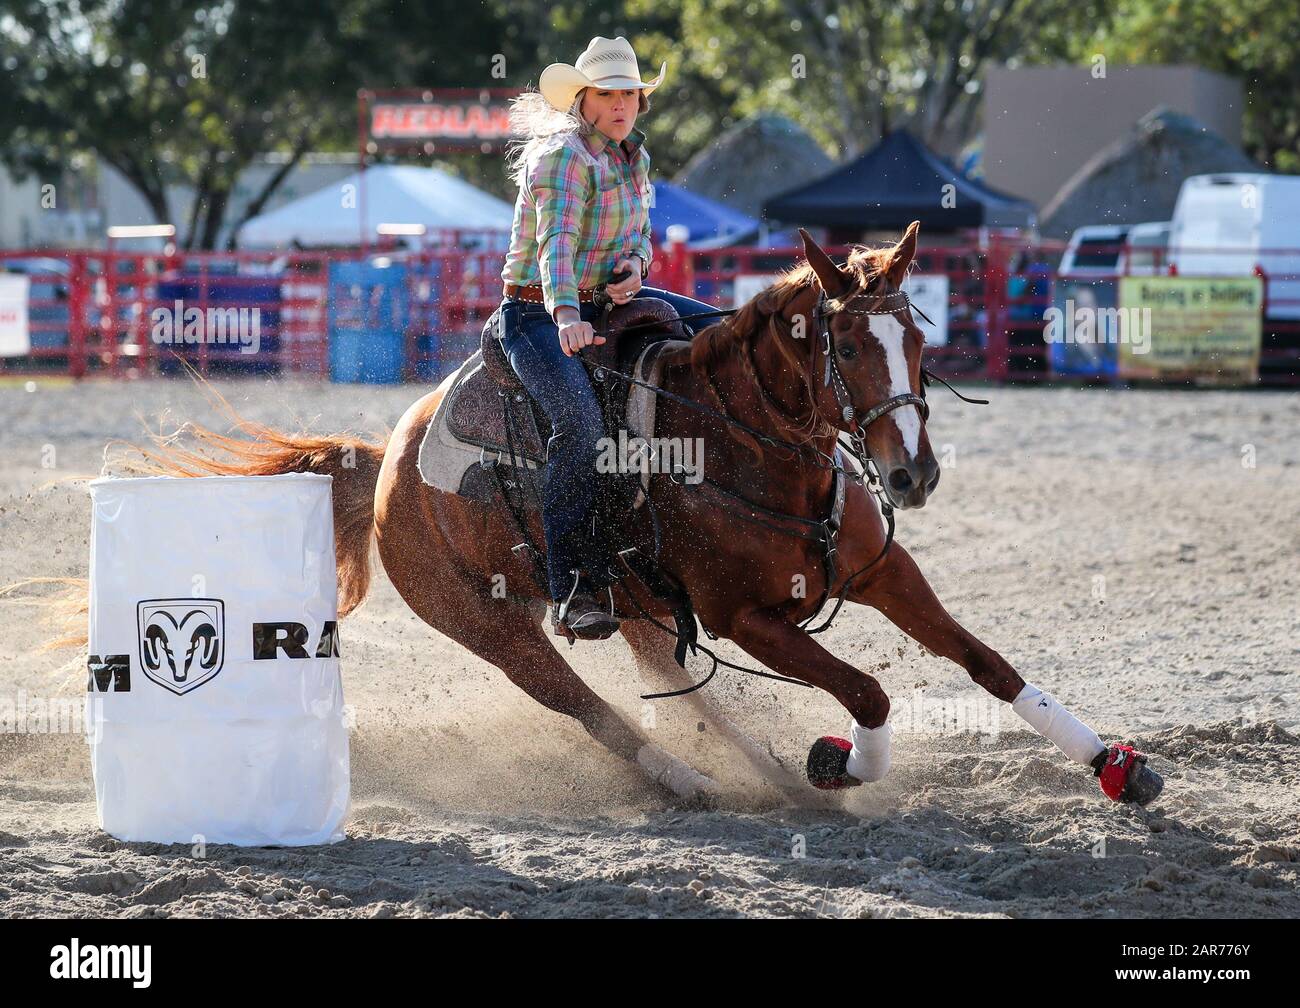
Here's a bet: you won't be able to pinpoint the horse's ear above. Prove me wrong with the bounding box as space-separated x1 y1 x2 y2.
799 228 850 297
884 220 920 286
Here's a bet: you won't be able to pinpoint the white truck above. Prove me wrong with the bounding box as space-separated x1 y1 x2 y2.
1168 173 1300 320
1059 222 1170 279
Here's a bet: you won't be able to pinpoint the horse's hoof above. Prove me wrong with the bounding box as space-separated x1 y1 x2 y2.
1093 743 1164 806
1123 760 1164 806
806 736 863 790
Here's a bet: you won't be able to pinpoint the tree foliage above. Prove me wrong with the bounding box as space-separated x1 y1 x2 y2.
0 0 519 247
631 0 1109 159
1083 0 1300 171
0 0 1293 247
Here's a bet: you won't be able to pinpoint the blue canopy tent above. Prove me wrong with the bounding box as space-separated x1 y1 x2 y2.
648 181 763 249
765 130 1035 233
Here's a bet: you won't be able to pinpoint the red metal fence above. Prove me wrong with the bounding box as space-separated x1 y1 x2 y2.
678 239 1012 378
2 235 1296 386
0 249 332 379
674 236 1300 385
1029 242 1300 386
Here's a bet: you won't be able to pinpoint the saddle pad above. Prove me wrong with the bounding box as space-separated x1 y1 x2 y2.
417 339 692 508
415 352 531 497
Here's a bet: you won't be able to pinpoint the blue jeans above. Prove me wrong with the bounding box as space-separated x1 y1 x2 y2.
498 285 717 601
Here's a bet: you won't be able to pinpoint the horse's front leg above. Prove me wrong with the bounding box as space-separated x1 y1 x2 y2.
849 542 1163 805
727 608 897 789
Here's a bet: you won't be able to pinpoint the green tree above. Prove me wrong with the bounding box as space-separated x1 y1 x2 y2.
0 0 515 247
1084 0 1300 171
632 0 1109 159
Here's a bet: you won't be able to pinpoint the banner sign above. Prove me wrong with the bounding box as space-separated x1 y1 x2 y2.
1047 278 1119 378
368 90 517 150
0 273 30 357
1118 277 1263 386
902 274 950 346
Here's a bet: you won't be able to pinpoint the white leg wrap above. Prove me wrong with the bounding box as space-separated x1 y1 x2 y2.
636 744 717 800
845 720 892 783
1012 682 1106 766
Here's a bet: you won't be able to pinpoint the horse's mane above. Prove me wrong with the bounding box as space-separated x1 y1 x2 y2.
689 243 895 376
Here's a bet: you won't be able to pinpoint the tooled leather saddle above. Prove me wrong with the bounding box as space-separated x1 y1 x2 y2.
445 297 690 482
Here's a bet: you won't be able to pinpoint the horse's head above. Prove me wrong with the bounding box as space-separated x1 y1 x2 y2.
798 222 939 509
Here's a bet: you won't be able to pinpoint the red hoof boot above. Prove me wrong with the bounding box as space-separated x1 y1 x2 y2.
807 736 863 790
1093 744 1164 806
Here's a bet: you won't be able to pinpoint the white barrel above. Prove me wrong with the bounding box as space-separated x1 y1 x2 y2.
87 473 350 846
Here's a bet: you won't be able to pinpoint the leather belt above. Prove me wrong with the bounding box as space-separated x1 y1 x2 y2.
503 282 600 305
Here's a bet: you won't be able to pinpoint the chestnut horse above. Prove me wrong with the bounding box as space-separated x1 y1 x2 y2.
131 223 1160 807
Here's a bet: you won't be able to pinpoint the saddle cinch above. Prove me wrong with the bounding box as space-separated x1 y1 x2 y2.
442 297 693 511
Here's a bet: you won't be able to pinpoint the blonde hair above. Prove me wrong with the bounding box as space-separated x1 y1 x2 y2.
505 88 650 189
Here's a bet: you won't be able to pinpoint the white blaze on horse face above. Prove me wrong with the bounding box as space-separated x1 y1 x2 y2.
869 314 921 459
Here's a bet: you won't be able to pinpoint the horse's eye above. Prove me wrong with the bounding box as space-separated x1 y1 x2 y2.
836 343 857 360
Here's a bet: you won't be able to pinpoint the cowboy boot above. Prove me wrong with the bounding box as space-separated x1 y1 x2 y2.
552 570 620 641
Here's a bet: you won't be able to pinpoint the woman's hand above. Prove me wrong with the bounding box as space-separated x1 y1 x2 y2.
605 256 643 305
554 306 606 357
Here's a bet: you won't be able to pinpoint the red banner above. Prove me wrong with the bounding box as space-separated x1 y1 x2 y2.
369 95 515 148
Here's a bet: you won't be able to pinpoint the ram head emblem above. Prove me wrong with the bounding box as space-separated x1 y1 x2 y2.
137 599 225 695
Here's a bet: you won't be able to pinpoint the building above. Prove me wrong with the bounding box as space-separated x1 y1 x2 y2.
982 65 1244 212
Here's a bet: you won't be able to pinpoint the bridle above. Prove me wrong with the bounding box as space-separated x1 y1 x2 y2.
811 284 930 471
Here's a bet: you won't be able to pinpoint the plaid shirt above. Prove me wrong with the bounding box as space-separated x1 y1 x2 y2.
500 125 654 316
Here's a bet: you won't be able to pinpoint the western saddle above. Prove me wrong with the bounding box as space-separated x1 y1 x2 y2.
442 296 702 657
444 296 691 566
446 297 690 481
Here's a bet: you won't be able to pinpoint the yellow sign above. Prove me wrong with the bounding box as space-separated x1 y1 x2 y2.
1118 277 1262 385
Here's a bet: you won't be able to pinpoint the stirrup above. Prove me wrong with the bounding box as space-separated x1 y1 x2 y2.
553 569 584 627
552 570 620 642
553 569 617 622
511 542 539 561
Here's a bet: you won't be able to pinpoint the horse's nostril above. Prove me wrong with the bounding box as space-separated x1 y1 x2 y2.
888 467 914 494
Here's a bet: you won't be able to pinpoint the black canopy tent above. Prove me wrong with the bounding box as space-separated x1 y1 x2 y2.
765 130 1035 233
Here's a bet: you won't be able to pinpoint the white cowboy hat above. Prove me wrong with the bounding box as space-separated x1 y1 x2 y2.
538 36 667 113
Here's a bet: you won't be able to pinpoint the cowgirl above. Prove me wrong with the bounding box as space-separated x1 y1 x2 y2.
499 36 716 640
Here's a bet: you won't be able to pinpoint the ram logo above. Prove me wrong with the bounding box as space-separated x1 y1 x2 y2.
137 599 225 695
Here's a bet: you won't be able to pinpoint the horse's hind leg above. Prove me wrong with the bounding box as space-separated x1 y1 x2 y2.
387 560 720 805
620 619 807 797
849 543 1162 804
373 394 719 805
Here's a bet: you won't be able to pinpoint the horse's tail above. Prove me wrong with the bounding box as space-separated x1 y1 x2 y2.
120 393 389 619
7 385 390 654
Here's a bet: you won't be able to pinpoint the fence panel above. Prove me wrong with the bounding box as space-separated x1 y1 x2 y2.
1035 240 1300 387
0 250 333 379
405 246 502 383
2 235 1296 386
